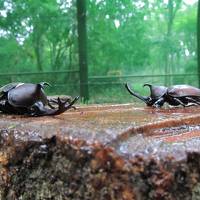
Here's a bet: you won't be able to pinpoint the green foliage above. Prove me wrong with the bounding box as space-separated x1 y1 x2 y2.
87 0 150 75
0 0 77 72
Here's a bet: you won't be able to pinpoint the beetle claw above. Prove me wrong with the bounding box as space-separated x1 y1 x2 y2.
54 96 79 114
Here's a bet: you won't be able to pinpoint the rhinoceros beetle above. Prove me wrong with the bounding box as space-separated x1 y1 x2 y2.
125 83 200 107
0 82 79 116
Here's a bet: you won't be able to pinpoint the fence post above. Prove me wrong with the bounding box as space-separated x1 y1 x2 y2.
77 0 89 102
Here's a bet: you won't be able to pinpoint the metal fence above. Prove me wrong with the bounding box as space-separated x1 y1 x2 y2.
89 73 199 103
0 71 199 104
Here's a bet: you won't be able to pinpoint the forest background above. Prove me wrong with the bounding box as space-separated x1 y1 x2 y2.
0 0 198 103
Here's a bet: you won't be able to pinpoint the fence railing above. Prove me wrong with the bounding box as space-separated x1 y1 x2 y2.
0 70 79 77
0 72 199 103
0 71 198 83
89 73 199 79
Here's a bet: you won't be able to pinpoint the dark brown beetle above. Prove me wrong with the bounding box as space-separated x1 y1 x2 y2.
0 82 79 116
125 83 200 107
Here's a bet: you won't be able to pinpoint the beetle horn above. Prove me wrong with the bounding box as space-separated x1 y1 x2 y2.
143 83 152 88
143 83 153 92
125 83 149 103
39 82 51 88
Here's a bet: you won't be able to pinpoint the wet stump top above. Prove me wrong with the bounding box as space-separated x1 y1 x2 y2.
1 104 200 199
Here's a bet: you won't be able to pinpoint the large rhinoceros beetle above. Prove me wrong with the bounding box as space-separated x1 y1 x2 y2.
125 83 200 107
0 82 79 116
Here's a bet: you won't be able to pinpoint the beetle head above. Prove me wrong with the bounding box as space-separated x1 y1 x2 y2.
125 83 168 106
145 97 157 106
39 82 51 89
143 84 167 100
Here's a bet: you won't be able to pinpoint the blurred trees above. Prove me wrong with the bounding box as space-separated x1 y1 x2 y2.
0 0 198 79
87 0 150 75
87 0 197 80
0 0 77 72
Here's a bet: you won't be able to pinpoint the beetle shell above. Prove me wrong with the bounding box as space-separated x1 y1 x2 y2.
0 82 24 98
168 85 200 97
7 83 48 108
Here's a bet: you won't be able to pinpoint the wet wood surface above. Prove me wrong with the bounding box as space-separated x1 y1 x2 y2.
0 104 200 199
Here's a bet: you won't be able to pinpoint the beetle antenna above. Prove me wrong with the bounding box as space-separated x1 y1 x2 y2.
125 83 148 103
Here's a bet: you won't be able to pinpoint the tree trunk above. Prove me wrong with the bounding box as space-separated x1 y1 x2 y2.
51 43 56 70
164 0 173 86
77 0 89 102
34 35 43 71
164 0 182 86
69 45 72 70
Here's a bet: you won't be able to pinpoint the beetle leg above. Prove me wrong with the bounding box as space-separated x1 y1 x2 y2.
29 96 79 116
0 102 10 113
152 97 165 108
184 97 200 106
47 100 56 109
54 96 79 113
171 97 187 107
48 98 76 110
